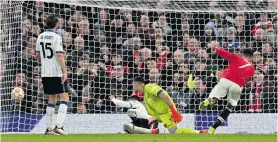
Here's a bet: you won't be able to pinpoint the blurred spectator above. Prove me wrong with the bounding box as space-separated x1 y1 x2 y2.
77 19 94 46
148 68 161 85
152 15 172 35
262 42 274 58
162 50 184 87
252 28 265 49
234 15 251 42
71 55 90 93
109 15 127 44
186 38 201 60
63 32 73 53
91 30 106 55
154 38 169 69
77 103 88 114
107 65 132 99
138 15 155 46
253 51 264 68
30 75 43 113
94 9 110 31
80 85 95 113
31 22 41 36
122 23 137 41
69 7 84 26
197 48 209 59
220 27 240 49
189 77 209 111
252 13 272 36
13 73 27 88
138 48 152 77
166 72 191 112
109 52 129 76
67 36 90 70
266 16 277 48
200 23 216 48
27 37 37 50
248 72 276 112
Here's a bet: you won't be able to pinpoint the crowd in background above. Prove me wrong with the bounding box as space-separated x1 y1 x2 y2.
11 1 277 114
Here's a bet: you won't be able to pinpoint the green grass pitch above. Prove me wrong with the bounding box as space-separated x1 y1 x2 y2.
2 134 277 142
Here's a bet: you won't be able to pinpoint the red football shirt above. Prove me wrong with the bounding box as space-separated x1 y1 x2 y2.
216 48 255 87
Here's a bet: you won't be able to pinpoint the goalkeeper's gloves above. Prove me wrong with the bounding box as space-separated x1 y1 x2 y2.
170 104 183 123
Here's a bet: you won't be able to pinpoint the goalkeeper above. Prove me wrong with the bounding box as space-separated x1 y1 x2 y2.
132 76 207 134
109 95 159 134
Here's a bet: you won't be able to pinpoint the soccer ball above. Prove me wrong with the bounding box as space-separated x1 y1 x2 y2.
11 87 25 101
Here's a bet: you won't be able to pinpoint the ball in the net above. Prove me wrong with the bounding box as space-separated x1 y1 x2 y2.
11 87 25 101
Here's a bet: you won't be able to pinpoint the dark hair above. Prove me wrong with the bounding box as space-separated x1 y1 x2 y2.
45 15 58 29
195 59 207 64
114 14 124 20
242 48 253 58
133 76 145 84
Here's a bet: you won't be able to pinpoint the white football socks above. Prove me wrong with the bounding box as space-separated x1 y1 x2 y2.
46 104 55 131
56 101 68 128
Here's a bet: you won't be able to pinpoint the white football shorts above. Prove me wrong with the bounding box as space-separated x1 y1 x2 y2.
209 78 243 106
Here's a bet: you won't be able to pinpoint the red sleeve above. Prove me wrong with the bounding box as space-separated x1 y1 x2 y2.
215 48 236 62
251 26 260 35
267 23 272 29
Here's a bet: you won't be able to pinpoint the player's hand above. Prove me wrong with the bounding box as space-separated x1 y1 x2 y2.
61 72 67 84
109 95 115 100
171 111 183 123
170 104 183 123
209 41 219 51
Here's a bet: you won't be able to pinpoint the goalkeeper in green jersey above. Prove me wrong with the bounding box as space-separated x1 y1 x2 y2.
132 76 208 134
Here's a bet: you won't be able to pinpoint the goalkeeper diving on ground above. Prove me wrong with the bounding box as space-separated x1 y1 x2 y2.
109 95 159 134
132 76 208 134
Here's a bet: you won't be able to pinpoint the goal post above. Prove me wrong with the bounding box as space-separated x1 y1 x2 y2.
0 0 277 134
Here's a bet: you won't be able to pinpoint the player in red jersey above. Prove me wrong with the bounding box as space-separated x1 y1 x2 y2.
199 41 255 134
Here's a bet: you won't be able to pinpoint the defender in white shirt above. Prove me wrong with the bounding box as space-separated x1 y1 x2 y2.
36 15 68 135
109 95 159 134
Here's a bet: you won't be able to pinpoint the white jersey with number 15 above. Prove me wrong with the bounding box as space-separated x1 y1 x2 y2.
36 30 64 77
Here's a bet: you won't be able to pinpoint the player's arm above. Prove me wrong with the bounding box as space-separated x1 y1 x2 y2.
35 37 40 61
157 91 182 123
210 41 235 62
55 36 67 83
148 84 183 123
215 48 236 62
109 96 132 108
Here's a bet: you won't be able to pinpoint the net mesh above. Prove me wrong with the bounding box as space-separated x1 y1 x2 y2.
0 0 277 133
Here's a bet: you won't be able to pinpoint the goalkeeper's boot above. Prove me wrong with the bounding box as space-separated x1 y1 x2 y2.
199 129 208 134
208 127 216 135
54 126 68 135
199 98 212 110
151 128 159 134
45 129 56 135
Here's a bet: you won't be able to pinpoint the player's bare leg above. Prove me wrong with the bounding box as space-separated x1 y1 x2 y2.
123 123 158 134
208 103 235 134
54 92 69 135
45 95 57 135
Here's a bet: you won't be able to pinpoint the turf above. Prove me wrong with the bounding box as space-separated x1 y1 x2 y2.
2 134 277 142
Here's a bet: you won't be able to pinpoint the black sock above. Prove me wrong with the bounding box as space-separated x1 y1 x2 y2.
212 108 231 129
